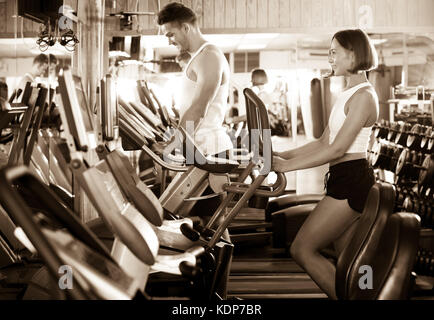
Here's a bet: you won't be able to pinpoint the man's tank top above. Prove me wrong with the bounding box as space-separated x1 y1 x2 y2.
178 42 233 156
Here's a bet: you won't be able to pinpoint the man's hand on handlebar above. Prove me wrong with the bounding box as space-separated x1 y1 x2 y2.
151 130 184 156
151 141 167 156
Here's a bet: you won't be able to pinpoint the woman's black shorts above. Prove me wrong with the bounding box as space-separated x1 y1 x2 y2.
324 159 375 213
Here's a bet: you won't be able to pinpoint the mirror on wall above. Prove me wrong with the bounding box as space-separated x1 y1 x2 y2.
2 28 433 136
104 32 434 137
0 20 73 101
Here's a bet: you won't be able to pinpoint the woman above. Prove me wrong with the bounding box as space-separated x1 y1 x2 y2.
272 29 379 300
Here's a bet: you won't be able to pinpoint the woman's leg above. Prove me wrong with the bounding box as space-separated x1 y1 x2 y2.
334 214 360 256
290 196 360 300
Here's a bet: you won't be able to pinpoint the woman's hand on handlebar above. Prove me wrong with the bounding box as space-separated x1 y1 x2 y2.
273 150 295 160
272 156 289 173
273 151 287 159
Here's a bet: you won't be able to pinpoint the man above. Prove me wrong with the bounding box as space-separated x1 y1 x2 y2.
15 54 48 94
250 68 272 108
157 2 234 235
175 51 191 71
0 77 8 100
157 2 233 158
48 54 59 88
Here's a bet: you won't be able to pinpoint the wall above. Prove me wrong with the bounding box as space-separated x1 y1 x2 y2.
0 0 79 37
0 0 40 37
1 0 433 37
105 0 434 36
0 57 32 91
0 57 32 76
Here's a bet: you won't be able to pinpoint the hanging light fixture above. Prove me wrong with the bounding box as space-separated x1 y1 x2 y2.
36 20 79 52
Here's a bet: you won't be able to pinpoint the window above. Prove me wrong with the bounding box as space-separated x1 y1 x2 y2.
234 52 260 73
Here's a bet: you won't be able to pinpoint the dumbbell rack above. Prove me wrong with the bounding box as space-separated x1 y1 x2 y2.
370 109 434 292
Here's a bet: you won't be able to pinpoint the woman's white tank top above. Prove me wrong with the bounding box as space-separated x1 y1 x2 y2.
329 82 376 154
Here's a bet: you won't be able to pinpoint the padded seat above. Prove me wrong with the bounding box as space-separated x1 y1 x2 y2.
336 182 395 299
337 212 420 300
271 203 317 249
335 182 421 300
266 193 323 215
372 213 420 300
266 193 323 233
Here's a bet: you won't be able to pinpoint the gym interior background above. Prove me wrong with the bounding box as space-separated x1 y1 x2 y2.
0 0 433 301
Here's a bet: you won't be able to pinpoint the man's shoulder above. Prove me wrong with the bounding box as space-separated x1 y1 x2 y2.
192 45 226 70
17 74 33 90
22 73 33 80
204 43 220 51
200 44 225 59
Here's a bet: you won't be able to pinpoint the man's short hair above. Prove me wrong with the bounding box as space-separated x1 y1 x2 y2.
251 68 268 86
157 2 197 26
33 53 48 66
333 29 378 74
49 54 58 65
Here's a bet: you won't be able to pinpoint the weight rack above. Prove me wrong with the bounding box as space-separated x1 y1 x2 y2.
368 98 434 287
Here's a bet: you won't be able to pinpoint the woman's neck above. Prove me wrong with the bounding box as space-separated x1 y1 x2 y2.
344 72 368 89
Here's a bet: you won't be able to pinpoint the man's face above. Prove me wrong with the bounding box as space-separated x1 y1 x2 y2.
162 22 189 52
49 63 57 76
36 63 48 77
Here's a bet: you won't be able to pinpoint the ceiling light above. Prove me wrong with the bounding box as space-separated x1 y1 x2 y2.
109 51 130 58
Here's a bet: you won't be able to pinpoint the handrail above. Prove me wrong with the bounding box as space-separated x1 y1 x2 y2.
224 172 287 197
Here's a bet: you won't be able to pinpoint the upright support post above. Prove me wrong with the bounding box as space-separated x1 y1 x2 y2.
71 0 106 223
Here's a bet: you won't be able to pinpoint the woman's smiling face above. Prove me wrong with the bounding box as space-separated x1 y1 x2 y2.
328 38 354 76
